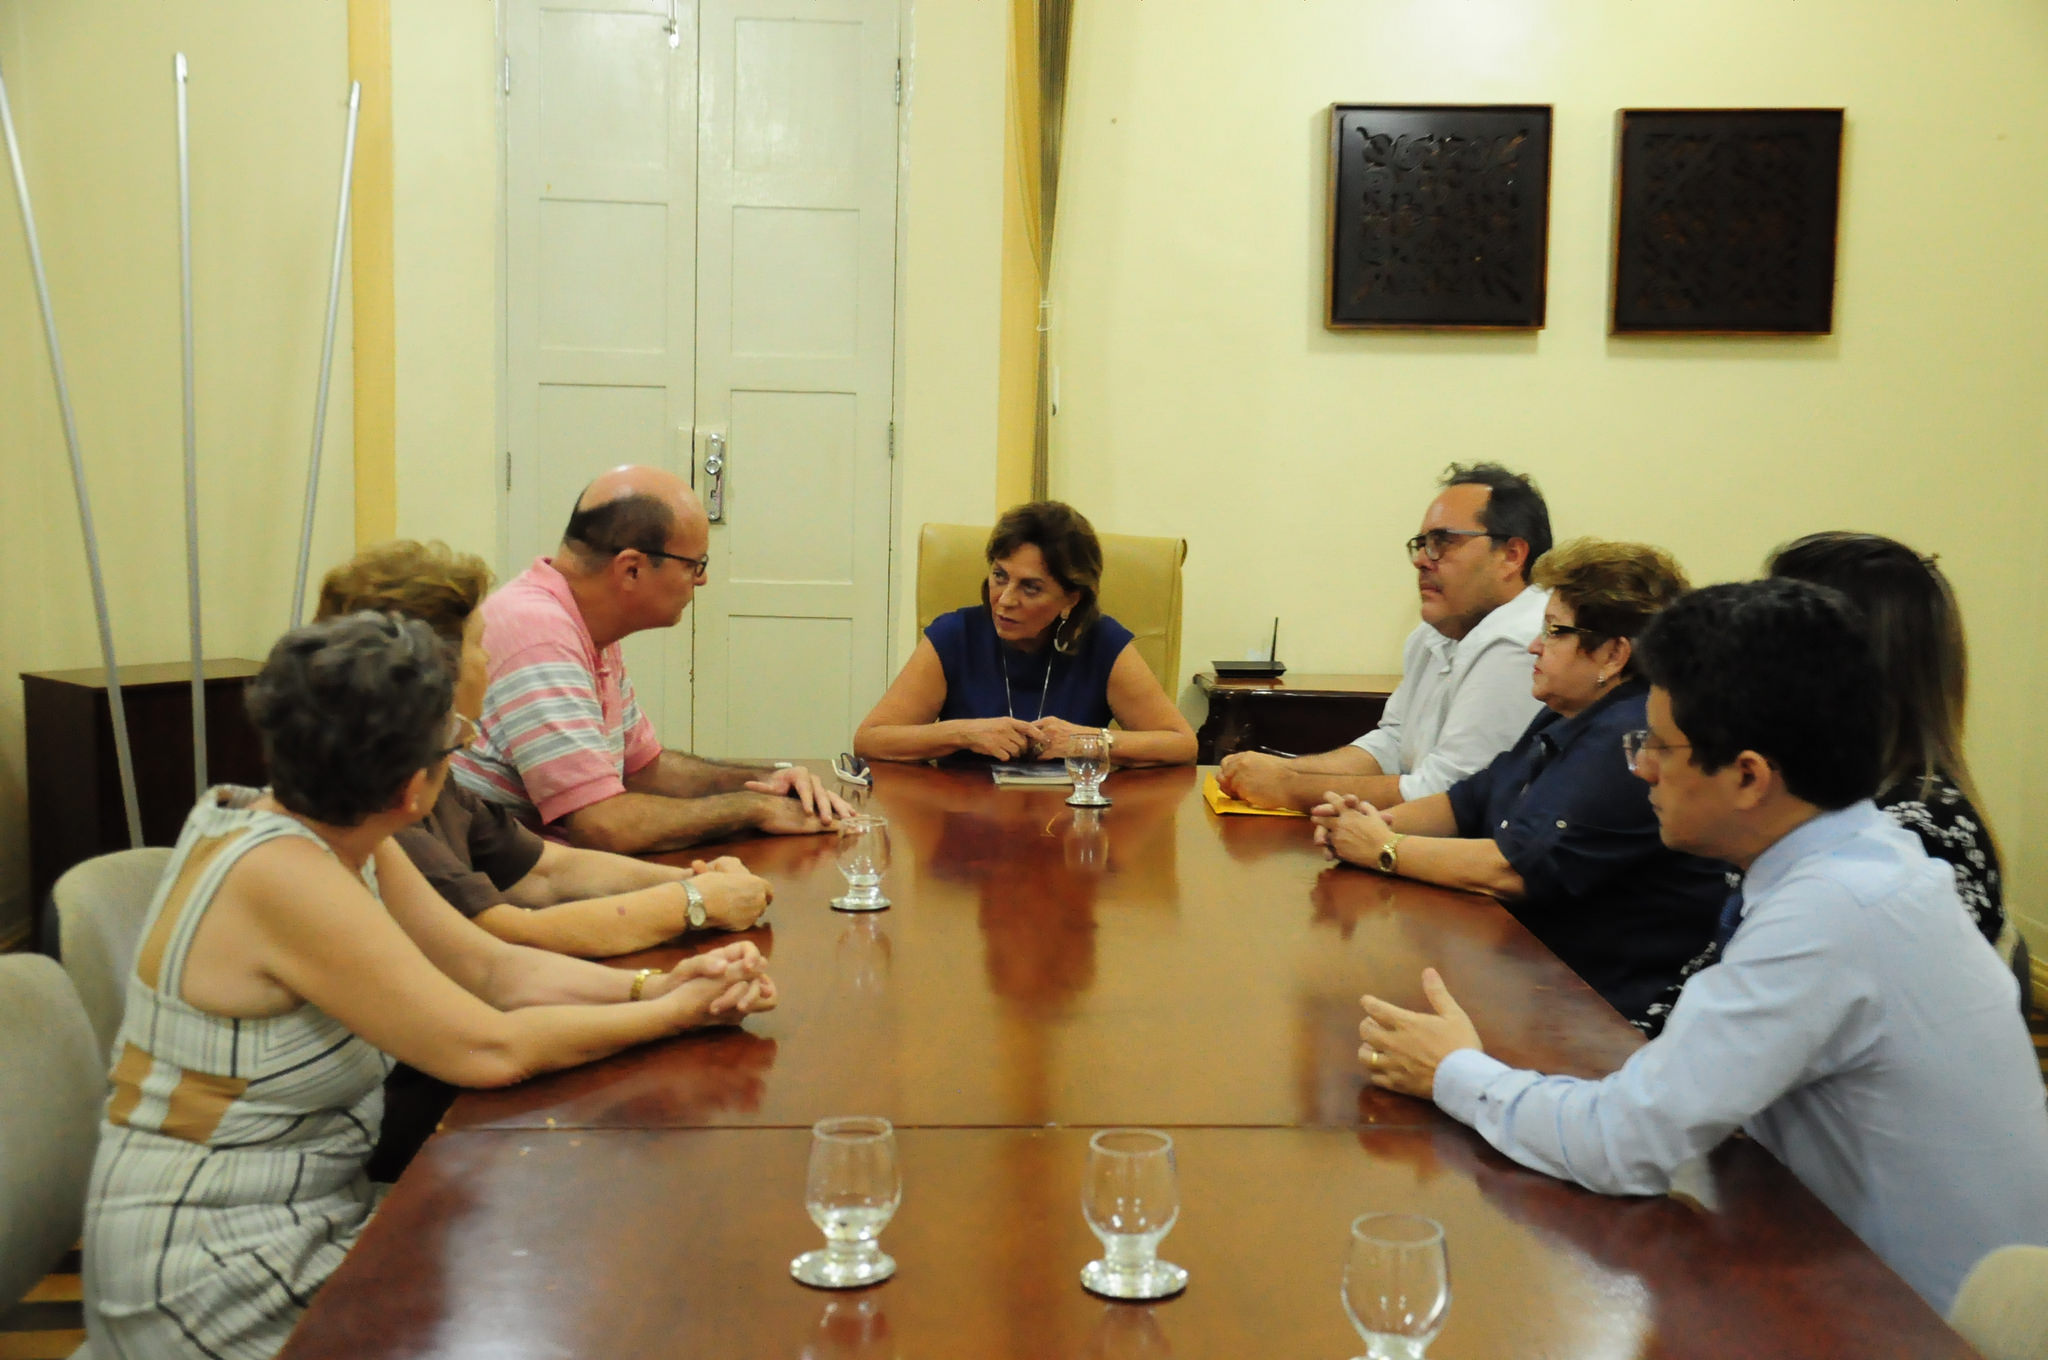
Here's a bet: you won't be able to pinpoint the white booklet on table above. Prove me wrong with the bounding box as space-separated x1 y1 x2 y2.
989 761 1072 787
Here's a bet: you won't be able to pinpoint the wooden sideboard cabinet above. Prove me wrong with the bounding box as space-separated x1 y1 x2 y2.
1193 671 1402 764
21 659 267 905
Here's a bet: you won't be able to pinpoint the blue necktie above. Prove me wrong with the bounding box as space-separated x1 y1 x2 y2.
1709 887 1745 954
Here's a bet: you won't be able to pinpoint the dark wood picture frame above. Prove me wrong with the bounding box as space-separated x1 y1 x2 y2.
1611 108 1844 335
1325 103 1552 330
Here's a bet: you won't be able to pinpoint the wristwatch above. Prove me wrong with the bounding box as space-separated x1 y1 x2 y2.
682 878 709 930
1376 832 1406 875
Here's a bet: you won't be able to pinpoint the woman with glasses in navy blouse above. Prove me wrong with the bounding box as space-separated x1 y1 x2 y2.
1312 538 1726 1027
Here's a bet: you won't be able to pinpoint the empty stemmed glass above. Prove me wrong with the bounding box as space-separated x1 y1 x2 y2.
1341 1213 1449 1359
1064 731 1113 808
831 813 892 912
792 1116 901 1288
1080 1128 1187 1300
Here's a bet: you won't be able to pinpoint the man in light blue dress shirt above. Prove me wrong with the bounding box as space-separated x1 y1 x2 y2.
1357 579 2048 1313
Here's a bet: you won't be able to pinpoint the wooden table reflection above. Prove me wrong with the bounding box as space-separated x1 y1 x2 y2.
445 765 1642 1134
287 1127 1966 1359
279 764 1968 1357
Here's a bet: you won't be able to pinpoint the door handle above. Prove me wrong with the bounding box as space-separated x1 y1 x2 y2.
704 432 726 522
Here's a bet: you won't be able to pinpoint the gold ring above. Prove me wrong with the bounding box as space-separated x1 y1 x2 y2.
1369 1049 1382 1071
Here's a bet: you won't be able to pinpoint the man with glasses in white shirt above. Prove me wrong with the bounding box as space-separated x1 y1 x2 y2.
1218 463 1550 812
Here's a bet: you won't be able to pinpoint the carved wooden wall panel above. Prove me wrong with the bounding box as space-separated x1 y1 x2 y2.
1326 104 1552 330
1611 109 1843 334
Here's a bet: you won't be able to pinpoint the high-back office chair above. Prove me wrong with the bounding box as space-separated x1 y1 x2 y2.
916 523 1188 695
55 847 172 1061
0 955 103 1331
1948 1244 2048 1360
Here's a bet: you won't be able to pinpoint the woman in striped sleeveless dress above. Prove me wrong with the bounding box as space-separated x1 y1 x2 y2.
84 614 780 1360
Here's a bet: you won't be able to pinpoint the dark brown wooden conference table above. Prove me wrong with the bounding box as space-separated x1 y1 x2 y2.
281 764 1971 1359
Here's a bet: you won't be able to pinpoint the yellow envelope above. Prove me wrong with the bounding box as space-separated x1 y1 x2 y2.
1202 774 1308 818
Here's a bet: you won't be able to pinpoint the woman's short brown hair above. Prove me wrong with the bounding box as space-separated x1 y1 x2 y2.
316 540 493 646
1532 538 1690 679
983 501 1104 654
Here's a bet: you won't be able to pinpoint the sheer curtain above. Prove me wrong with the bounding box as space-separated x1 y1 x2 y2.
999 0 1075 501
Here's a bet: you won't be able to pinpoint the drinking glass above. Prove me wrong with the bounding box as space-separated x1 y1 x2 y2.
1080 1128 1187 1300
1065 731 1113 808
792 1116 901 1288
831 814 892 911
1341 1213 1449 1359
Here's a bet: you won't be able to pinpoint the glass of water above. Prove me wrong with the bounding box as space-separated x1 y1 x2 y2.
1064 730 1112 808
1080 1128 1187 1300
1341 1213 1449 1359
831 814 892 912
792 1116 901 1288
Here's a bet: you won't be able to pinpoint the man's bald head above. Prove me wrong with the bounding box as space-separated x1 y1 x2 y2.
559 465 707 565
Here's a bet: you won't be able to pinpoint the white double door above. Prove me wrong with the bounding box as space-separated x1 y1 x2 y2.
503 0 899 757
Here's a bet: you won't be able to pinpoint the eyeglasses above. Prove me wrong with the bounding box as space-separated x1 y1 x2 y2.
642 547 710 580
1405 528 1496 562
1621 728 1692 774
434 713 479 763
581 536 710 580
1538 622 1600 645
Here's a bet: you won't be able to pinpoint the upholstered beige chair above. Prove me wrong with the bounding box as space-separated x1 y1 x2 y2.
56 847 172 1060
1949 1244 2048 1360
0 955 103 1320
916 522 1187 693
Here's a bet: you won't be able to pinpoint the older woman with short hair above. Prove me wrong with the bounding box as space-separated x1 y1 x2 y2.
855 501 1196 765
1313 538 1726 1026
84 614 776 1360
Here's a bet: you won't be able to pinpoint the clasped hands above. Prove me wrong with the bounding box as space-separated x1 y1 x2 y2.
1309 790 1397 867
953 715 1106 762
644 939 779 1026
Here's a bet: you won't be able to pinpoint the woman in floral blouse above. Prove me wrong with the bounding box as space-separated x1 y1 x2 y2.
1768 532 2002 944
1638 531 2012 1037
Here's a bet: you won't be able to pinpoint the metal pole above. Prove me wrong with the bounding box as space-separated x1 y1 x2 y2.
0 58 145 846
289 81 360 628
176 53 207 797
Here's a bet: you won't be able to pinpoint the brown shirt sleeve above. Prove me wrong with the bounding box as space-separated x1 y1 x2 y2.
394 785 547 919
463 791 547 892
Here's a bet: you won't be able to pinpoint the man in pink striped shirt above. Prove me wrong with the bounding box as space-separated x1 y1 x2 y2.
452 465 853 853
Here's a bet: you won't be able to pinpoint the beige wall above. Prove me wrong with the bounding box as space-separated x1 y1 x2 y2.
0 3 358 942
1048 0 2048 946
891 0 1009 659
390 0 501 558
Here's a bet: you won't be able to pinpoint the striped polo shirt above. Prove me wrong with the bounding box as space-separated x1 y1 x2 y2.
450 557 661 831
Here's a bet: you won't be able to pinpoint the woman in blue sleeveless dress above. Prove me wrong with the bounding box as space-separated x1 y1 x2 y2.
855 502 1196 766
